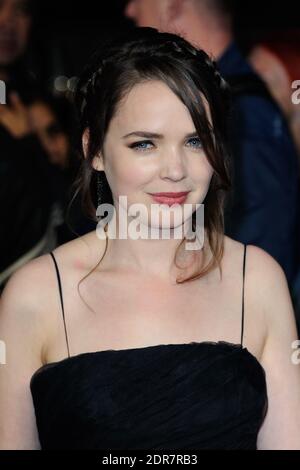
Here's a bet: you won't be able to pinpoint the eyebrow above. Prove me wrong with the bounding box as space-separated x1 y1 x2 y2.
122 131 199 139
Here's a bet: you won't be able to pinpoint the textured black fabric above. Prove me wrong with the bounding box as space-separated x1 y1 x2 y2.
30 341 268 450
30 244 268 449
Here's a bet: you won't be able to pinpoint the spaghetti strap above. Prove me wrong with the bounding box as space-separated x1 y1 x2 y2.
49 252 71 358
241 244 247 347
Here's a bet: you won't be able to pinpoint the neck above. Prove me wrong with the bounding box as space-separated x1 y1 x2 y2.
96 209 208 283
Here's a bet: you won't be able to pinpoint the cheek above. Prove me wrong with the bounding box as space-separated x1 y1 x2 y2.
191 156 214 184
191 162 214 203
104 155 151 195
198 172 213 198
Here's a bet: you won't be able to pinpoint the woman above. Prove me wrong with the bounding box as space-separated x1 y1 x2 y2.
0 27 299 450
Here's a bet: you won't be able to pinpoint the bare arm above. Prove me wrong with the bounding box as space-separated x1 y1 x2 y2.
0 257 51 449
250 246 300 449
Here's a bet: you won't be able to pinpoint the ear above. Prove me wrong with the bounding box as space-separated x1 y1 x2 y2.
82 127 105 171
82 128 90 159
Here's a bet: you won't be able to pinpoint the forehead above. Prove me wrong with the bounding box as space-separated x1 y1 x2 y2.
119 80 186 113
109 79 210 132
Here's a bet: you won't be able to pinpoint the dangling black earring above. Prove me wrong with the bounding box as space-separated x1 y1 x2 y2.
96 171 108 232
97 171 103 209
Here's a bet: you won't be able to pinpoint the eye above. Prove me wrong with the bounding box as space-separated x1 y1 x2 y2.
186 137 203 149
128 140 154 152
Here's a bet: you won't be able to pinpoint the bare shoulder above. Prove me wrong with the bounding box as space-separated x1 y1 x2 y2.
233 247 300 449
0 252 60 367
1 251 56 327
219 240 300 449
224 237 290 307
0 230 103 361
244 243 287 278
222 237 296 350
247 243 298 347
50 228 107 276
242 243 293 316
3 228 104 297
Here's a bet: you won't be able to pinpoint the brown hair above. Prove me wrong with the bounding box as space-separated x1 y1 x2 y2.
70 26 232 305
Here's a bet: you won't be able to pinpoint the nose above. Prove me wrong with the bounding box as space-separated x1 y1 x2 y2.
159 149 187 182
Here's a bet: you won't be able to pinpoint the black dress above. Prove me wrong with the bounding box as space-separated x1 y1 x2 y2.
30 244 268 449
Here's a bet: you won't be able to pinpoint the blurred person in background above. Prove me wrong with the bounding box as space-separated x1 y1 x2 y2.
249 31 300 161
0 0 66 292
27 93 87 245
124 0 300 308
249 31 300 321
29 97 71 170
28 93 97 244
0 0 31 83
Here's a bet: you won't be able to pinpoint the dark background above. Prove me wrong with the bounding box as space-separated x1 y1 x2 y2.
36 0 300 27
28 0 300 93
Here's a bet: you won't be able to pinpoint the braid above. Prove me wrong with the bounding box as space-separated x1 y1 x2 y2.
76 57 108 116
75 27 230 123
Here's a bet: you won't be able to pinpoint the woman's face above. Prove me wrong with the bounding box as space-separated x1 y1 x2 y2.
92 79 214 230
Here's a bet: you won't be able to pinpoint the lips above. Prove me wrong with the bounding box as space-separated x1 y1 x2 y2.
149 191 190 206
150 192 189 197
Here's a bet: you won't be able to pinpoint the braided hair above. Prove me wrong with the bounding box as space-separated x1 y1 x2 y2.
75 28 231 129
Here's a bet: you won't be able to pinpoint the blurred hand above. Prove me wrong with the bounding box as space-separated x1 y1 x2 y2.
0 92 32 138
